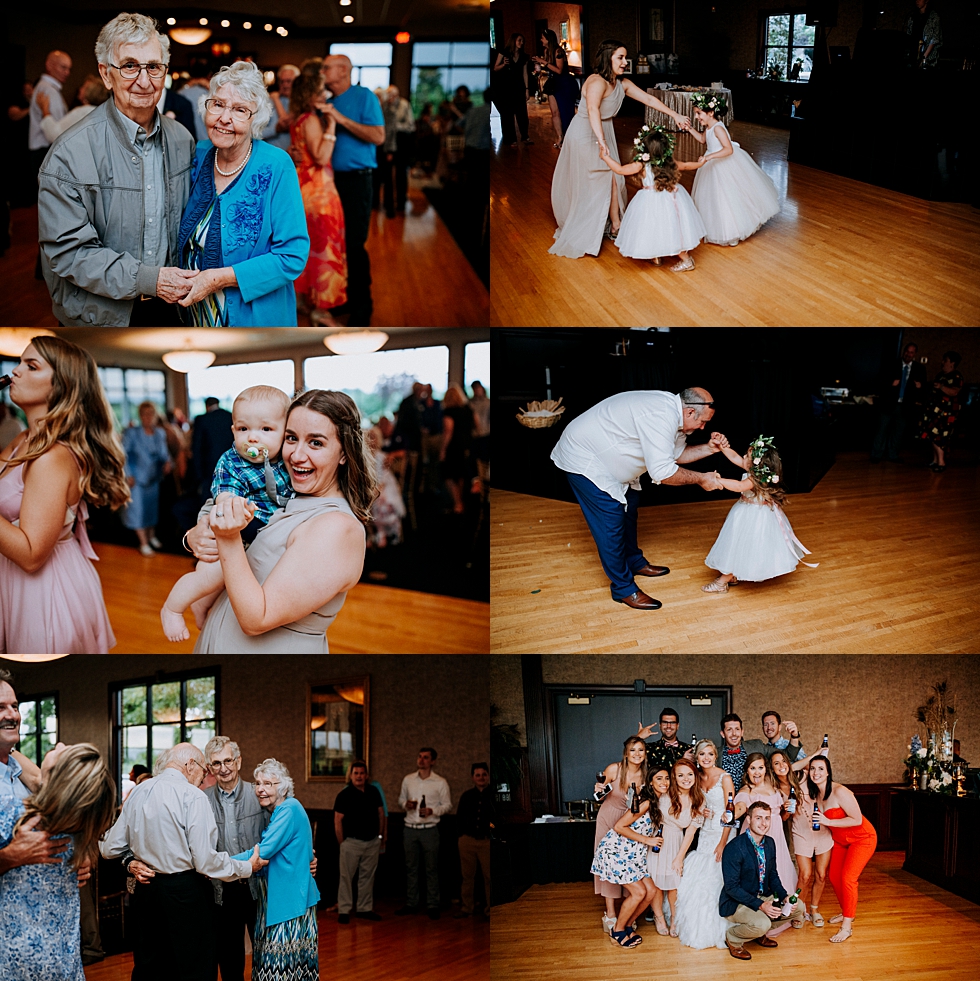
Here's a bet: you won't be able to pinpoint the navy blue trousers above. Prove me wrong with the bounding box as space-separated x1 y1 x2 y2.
566 471 649 600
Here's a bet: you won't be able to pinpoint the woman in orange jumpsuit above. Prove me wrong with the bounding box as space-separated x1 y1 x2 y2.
808 755 877 943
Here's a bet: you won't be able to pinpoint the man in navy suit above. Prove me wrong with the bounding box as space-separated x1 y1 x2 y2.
719 801 805 959
191 397 233 501
871 341 927 462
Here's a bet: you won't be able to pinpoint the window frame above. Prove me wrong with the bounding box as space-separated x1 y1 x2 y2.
110 667 221 801
760 9 814 80
15 691 59 767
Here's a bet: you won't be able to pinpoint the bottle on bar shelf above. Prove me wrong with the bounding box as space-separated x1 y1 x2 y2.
652 824 664 853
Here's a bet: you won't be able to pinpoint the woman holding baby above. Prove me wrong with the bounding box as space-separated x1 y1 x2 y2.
185 389 377 653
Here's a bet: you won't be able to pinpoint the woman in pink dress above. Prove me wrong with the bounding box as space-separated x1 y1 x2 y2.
0 336 129 657
290 58 348 328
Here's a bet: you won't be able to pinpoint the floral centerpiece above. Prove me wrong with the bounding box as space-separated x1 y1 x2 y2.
904 680 958 794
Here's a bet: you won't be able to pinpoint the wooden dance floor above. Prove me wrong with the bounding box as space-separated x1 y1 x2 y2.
490 104 980 326
490 852 980 981
84 904 490 980
1 188 488 328
490 452 980 654
95 542 490 654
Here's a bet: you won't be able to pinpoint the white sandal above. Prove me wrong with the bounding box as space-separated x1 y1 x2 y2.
830 927 852 943
701 576 737 593
810 906 824 928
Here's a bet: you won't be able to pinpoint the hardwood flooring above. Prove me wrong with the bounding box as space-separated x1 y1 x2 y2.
490 103 980 326
94 542 490 654
84 903 490 980
0 186 488 328
490 451 980 654
490 852 980 981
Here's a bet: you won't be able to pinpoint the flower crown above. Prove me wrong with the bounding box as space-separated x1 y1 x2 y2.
748 434 780 485
691 90 728 116
631 124 675 167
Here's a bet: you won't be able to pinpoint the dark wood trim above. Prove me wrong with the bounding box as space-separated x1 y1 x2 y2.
521 655 559 816
848 783 909 851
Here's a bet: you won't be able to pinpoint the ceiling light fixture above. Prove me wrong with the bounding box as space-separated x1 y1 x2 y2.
199 17 208 26
243 21 252 29
343 15 354 23
167 17 176 25
264 23 273 31
323 330 388 356
161 345 217 372
170 27 212 45
0 328 57 357
221 19 230 28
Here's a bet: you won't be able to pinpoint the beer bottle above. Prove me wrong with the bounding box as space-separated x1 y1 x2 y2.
0 375 11 391
723 792 734 826
781 887 802 916
821 733 829 749
786 785 797 814
419 794 427 816
811 802 820 831
630 782 640 814
652 824 664 853
691 733 697 747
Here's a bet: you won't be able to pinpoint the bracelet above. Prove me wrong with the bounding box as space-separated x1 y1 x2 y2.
324 134 336 142
182 532 194 555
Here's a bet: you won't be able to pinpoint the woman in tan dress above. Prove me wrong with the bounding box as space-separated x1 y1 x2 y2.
188 390 377 653
550 39 693 258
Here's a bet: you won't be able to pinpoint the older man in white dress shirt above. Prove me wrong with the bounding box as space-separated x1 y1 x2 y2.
101 742 266 981
551 387 729 610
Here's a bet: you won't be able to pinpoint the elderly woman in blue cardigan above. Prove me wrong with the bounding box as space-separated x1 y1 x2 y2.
177 61 310 326
234 759 320 979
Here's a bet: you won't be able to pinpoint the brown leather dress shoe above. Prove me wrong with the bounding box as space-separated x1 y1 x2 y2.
727 939 751 960
615 590 662 610
634 564 670 577
754 935 778 948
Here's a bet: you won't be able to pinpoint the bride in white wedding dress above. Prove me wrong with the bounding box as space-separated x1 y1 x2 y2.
675 739 736 949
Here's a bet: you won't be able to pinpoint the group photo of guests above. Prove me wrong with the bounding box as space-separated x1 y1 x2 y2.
2 6 489 327
0 327 490 656
0 654 491 980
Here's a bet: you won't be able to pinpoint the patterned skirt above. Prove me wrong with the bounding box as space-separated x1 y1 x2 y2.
252 877 319 981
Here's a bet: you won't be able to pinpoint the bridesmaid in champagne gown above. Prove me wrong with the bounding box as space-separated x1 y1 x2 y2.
549 39 693 259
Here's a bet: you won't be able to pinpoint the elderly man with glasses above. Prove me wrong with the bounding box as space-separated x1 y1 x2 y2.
100 743 266 981
38 12 197 325
551 387 729 610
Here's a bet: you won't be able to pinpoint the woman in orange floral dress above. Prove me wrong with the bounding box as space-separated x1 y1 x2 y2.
290 60 347 326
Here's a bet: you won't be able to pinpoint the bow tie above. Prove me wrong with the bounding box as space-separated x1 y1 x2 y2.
663 741 678 747
726 748 742 755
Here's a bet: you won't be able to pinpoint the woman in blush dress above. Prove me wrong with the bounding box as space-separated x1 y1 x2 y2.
549 38 693 259
675 740 735 949
290 58 348 328
648 758 703 937
592 736 648 934
0 336 129 657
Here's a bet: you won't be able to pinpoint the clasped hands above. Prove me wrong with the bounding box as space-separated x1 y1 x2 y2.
208 492 258 539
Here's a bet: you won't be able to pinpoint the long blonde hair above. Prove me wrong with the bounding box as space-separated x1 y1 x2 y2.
618 736 648 792
9 335 130 510
15 744 117 868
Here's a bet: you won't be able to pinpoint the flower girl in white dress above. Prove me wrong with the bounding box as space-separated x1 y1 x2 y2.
687 92 780 246
599 126 705 272
702 435 817 592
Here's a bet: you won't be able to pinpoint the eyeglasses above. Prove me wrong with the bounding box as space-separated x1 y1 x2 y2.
683 401 716 408
185 758 207 772
110 62 169 79
209 758 239 771
204 99 257 121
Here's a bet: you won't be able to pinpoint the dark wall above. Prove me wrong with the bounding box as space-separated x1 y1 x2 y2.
494 327 903 503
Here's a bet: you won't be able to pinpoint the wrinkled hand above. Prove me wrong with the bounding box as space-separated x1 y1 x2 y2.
36 91 50 115
209 492 257 538
700 471 724 491
128 860 156 884
0 816 64 872
310 853 318 877
708 432 729 451
156 267 199 304
178 269 221 308
187 512 219 562
249 844 269 873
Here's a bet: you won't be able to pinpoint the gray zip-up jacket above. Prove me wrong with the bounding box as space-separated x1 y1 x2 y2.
38 97 194 326
203 779 270 903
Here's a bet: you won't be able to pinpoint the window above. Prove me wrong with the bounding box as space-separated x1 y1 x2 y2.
329 42 392 91
112 670 218 798
184 360 296 419
97 366 167 429
307 677 369 781
464 341 490 396
411 41 491 115
763 13 815 80
17 693 59 766
304 345 450 421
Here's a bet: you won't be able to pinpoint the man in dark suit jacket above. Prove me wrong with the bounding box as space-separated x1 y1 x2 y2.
871 341 927 462
191 397 234 500
163 87 197 138
719 801 805 959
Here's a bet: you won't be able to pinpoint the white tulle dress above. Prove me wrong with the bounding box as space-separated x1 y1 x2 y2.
675 778 729 950
691 122 780 245
615 165 705 260
704 479 816 582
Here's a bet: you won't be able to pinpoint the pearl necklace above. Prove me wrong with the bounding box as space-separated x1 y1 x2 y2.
214 140 252 177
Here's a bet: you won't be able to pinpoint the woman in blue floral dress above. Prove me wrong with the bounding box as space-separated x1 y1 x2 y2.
590 768 665 948
0 743 115 981
918 350 964 473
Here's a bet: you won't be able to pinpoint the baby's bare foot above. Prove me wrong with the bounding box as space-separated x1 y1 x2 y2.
161 605 190 642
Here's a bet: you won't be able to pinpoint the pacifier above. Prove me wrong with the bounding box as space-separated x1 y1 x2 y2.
240 442 269 462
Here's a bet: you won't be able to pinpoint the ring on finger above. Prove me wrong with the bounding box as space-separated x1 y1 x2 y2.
215 510 225 517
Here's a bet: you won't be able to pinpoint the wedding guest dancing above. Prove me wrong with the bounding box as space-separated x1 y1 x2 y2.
0 336 129 656
720 801 805 960
549 39 693 258
592 736 648 934
550 388 726 610
917 351 963 473
809 755 877 943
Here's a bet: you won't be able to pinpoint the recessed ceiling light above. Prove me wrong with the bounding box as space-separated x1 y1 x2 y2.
166 17 176 25
343 15 354 23
221 20 230 28
264 23 273 31
243 21 252 29
199 18 208 26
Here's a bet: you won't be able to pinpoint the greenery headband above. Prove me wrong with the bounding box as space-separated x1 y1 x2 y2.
691 91 729 116
748 435 779 485
631 124 675 167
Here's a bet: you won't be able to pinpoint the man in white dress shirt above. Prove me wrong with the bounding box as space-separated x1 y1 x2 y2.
396 747 452 919
101 742 266 981
28 50 72 184
551 386 729 610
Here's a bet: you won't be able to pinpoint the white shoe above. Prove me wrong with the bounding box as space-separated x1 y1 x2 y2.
601 914 616 935
148 537 163 550
139 544 155 557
